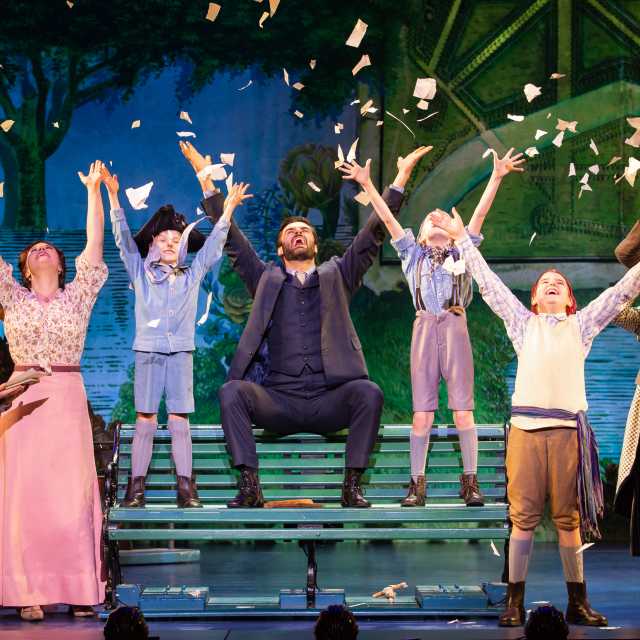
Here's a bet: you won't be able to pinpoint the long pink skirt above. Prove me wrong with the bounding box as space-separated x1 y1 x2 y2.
0 371 105 606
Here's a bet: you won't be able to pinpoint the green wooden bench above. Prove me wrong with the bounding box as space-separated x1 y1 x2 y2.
103 423 509 611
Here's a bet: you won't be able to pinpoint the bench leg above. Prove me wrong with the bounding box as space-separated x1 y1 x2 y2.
300 541 318 608
105 539 123 609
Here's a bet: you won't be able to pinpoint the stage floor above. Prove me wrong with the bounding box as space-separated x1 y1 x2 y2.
0 541 638 639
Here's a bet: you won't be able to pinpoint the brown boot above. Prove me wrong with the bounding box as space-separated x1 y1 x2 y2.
565 582 608 626
227 467 264 508
121 476 146 508
499 581 526 627
401 475 426 507
341 468 371 508
459 473 484 507
177 475 203 508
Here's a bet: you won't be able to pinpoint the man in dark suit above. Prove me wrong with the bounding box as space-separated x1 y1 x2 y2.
181 142 430 508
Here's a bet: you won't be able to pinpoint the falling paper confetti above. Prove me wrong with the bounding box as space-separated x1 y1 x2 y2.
238 80 253 91
413 77 437 100
346 137 359 163
176 131 196 138
534 129 547 140
269 0 280 16
442 255 466 276
282 68 290 86
196 206 205 216
220 153 235 166
525 147 539 157
589 164 600 175
225 173 234 194
147 319 161 328
360 99 374 116
307 181 321 192
53 121 60 128
507 114 525 122
294 110 304 119
589 139 599 155
336 144 345 167
579 173 590 185
197 292 214 325
197 164 228 182
547 112 552 119
576 542 595 554
529 232 537 246
125 181 154 210
552 131 565 147
625 117 640 148
0 182 3 198
352 54 371 76
556 119 578 132
350 99 360 106
131 120 141 129
334 123 344 135
179 111 192 124
490 541 501 557
417 112 438 122
376 120 384 126
346 18 368 48
1 119 15 132
608 156 622 166
579 184 592 198
625 157 640 187
309 59 317 70
569 162 576 176
385 111 416 138
417 99 429 110
354 191 371 206
523 83 542 102
292 82 304 91
550 72 566 79
402 108 410 115
66 0 73 7
258 11 269 28
205 3 221 21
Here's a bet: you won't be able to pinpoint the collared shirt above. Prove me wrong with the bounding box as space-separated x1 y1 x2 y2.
391 227 483 314
110 207 230 353
456 234 640 356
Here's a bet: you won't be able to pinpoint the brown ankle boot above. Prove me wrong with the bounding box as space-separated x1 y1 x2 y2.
121 476 146 508
401 475 426 507
499 581 526 627
565 582 608 626
177 474 203 508
459 473 484 506
341 468 371 508
227 467 264 508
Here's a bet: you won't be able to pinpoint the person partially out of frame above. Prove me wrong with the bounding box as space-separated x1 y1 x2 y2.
339 148 524 508
429 206 640 628
0 161 108 621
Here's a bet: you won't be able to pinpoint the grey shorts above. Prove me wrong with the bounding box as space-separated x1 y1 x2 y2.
410 310 474 412
134 351 194 414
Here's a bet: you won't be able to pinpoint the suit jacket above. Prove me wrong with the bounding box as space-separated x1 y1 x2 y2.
202 187 404 387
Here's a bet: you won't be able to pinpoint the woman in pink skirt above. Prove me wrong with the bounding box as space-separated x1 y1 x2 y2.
0 161 108 621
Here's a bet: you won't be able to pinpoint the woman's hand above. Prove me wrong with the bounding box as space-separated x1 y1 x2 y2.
491 147 526 179
77 161 104 191
100 165 119 195
0 382 26 406
222 182 253 220
179 140 211 174
339 159 372 186
428 207 467 242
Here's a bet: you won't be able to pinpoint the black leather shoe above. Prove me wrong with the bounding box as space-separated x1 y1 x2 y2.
566 582 608 626
227 467 264 508
121 476 146 508
460 473 485 507
499 582 526 627
341 468 371 508
401 475 426 507
177 475 203 508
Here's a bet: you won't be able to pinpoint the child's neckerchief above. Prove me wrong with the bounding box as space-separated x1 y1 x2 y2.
415 243 462 312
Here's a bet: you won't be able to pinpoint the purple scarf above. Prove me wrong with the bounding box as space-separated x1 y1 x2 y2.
511 406 604 541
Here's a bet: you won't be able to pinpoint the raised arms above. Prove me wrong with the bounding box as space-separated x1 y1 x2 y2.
77 161 105 266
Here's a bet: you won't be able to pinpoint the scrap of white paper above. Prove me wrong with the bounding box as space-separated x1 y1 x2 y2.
402 108 410 115
417 99 429 110
556 118 577 132
66 1 74 7
413 77 436 100
335 144 345 168
196 206 205 216
608 156 622 166
197 164 228 181
346 18 368 48
269 0 280 17
131 120 141 129
352 54 371 76
523 83 542 102
350 99 360 106
197 291 214 325
334 123 343 135
490 540 501 557
447 619 459 625
525 146 539 157
507 114 524 122
589 139 599 155
346 137 359 163
529 232 537 246
125 181 154 210
53 121 60 128
292 82 304 91
282 68 290 86
417 112 438 122
307 181 321 192
0 182 3 198
309 59 317 70
576 542 595 554
385 111 415 138
205 3 221 22
294 110 304 119
547 112 552 119
580 173 590 185
550 72 566 79
179 111 192 124
376 120 384 126
535 129 547 140
225 173 234 194
579 184 592 198
258 11 269 28
625 157 640 187
147 319 161 328
552 131 565 147
176 131 196 138
354 191 371 206
220 153 235 166
238 80 253 91
589 164 600 175
569 162 576 176
442 255 465 276
360 99 374 116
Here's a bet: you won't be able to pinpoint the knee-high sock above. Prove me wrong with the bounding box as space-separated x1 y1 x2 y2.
168 416 192 477
457 427 478 475
410 432 430 482
508 537 534 583
559 545 584 583
131 419 158 477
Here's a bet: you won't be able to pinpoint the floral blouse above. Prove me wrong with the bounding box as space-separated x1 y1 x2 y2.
0 252 108 368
